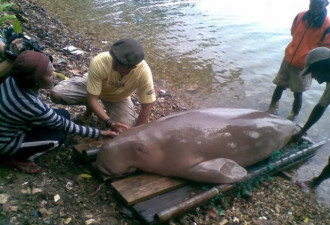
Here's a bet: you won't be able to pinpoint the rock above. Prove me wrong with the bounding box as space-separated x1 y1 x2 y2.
63 218 72 224
43 217 51 224
219 219 228 225
9 206 18 212
85 218 96 225
39 207 48 217
0 193 10 204
32 188 43 194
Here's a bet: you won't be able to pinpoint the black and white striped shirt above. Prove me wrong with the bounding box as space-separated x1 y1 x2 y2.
0 77 100 156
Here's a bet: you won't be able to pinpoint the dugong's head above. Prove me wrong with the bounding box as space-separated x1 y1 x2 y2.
94 135 142 177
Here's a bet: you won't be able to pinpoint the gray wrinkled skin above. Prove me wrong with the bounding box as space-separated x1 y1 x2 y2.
95 108 298 183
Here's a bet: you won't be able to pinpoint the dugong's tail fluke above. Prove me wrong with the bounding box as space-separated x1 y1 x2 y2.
185 158 247 183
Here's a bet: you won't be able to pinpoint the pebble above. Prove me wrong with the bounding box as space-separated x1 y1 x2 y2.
32 188 43 194
43 217 51 224
63 218 72 224
0 193 9 204
85 218 96 225
219 219 228 225
9 206 18 212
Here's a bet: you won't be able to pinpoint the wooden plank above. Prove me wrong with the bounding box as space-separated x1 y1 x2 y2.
132 141 320 224
110 173 186 206
73 141 111 181
133 183 206 224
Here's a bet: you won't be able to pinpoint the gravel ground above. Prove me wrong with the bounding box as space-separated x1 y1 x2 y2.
0 1 330 224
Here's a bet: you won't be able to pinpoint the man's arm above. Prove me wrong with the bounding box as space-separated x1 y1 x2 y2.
293 104 327 140
301 104 327 134
87 92 110 122
135 103 153 126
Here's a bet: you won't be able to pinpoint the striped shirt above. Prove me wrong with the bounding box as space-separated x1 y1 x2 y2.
0 77 100 156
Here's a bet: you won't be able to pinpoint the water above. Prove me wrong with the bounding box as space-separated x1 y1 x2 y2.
37 0 329 205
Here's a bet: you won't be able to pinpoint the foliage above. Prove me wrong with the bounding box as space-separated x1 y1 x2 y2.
0 0 22 34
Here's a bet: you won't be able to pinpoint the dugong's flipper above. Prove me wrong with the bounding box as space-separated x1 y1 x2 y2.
187 158 247 183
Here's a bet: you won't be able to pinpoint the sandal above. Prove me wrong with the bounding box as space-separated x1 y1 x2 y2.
9 160 42 174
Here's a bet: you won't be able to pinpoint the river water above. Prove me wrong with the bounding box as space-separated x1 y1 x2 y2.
37 0 329 205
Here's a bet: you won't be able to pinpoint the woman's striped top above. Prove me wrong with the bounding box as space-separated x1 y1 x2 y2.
0 77 100 156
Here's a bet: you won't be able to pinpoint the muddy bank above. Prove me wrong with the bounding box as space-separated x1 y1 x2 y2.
0 0 330 224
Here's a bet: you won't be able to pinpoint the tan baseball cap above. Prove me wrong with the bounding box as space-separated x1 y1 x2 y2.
300 47 330 76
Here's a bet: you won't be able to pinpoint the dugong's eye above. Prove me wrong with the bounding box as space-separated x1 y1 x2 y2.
133 142 146 153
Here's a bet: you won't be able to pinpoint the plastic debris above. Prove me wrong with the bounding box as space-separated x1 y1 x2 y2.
304 217 309 223
79 174 92 179
66 181 73 190
159 89 167 96
54 194 61 202
63 46 84 55
54 71 68 80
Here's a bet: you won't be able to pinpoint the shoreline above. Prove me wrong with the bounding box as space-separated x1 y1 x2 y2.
0 0 329 224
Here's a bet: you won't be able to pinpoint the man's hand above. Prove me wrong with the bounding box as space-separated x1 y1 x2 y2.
291 130 306 142
105 120 130 133
112 122 130 133
100 129 119 138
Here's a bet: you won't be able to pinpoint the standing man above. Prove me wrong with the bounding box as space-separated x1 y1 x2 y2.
51 38 156 129
268 0 330 121
293 47 330 188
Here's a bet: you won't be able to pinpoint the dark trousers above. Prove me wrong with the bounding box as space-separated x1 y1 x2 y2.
13 108 70 161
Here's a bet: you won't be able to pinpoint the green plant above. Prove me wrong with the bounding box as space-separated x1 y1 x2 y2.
0 0 22 34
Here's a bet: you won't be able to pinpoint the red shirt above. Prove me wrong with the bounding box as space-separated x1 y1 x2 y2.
285 10 330 68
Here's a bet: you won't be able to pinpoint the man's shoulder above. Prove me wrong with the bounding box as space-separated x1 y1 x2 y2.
93 52 111 61
90 52 112 71
135 60 151 73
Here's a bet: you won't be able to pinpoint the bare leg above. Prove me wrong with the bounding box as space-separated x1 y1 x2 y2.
268 86 285 114
50 90 92 122
50 91 67 105
288 92 302 121
301 157 330 189
312 157 330 187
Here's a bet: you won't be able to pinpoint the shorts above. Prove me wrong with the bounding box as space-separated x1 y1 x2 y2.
273 58 312 92
52 76 136 126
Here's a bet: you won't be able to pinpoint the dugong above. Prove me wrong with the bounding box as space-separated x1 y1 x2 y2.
95 108 298 183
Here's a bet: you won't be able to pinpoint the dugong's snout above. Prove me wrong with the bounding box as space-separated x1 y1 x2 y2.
95 142 138 177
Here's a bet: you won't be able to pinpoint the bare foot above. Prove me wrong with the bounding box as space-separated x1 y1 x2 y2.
296 179 316 192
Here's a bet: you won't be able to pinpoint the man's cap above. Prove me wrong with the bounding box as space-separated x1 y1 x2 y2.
10 50 50 88
300 47 330 76
110 38 144 66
